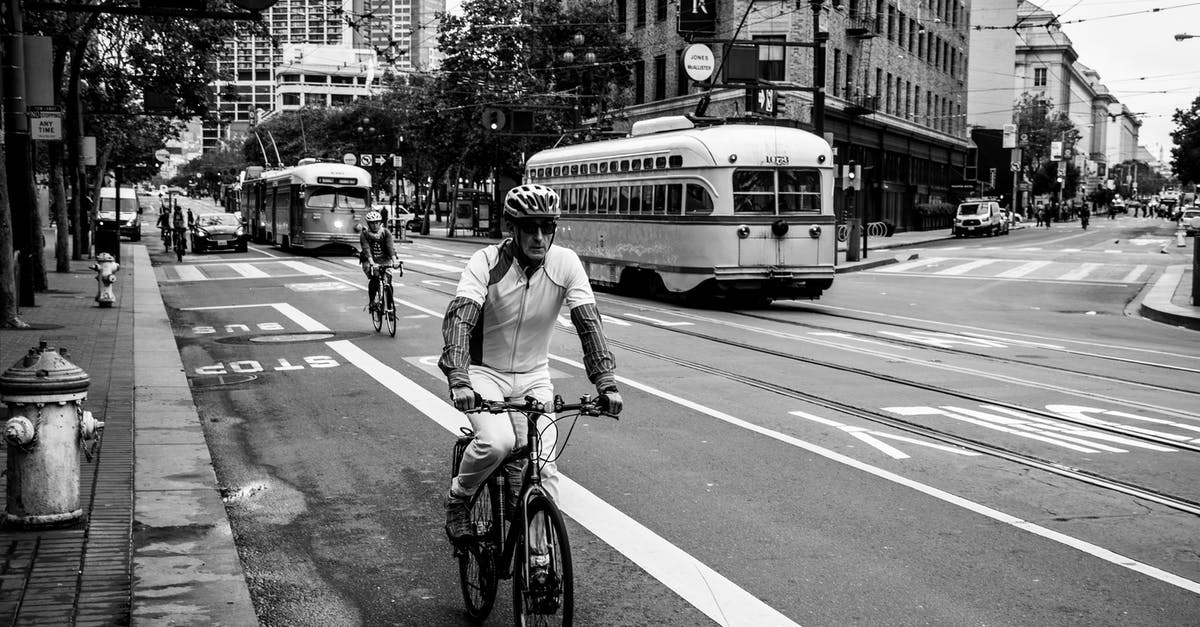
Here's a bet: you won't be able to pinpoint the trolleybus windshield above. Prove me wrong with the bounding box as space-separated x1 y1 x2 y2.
305 186 369 210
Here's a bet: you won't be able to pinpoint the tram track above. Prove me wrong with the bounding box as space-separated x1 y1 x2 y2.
307 248 1200 517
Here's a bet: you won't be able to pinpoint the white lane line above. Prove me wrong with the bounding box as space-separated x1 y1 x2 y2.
1056 263 1101 281
173 265 206 281
561 357 1200 596
228 263 270 278
1120 264 1149 284
329 341 797 627
875 257 949 273
178 302 330 332
996 260 1051 279
934 259 1000 276
277 260 326 275
624 313 694 326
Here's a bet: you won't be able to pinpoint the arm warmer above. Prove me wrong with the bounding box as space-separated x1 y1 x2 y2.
438 296 482 389
570 302 618 392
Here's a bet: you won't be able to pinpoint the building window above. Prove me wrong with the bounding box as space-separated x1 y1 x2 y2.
654 54 666 101
676 49 690 96
753 35 785 81
832 48 841 97
1033 67 1047 87
656 0 667 21
617 0 627 31
636 0 646 27
635 59 645 103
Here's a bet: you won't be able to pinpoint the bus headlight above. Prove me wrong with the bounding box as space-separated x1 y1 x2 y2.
771 219 789 237
334 220 345 229
736 225 750 239
809 225 822 238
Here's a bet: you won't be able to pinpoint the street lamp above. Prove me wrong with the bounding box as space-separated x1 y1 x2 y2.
560 32 599 124
1175 33 1196 41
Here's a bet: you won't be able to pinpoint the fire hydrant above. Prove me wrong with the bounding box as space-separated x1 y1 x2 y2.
0 342 103 527
89 252 120 307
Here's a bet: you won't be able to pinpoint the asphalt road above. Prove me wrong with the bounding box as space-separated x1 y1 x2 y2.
147 208 1200 626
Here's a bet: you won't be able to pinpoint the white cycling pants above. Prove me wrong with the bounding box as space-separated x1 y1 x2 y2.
450 365 560 503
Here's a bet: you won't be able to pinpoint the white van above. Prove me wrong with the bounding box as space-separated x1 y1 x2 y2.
953 199 1008 237
96 187 143 241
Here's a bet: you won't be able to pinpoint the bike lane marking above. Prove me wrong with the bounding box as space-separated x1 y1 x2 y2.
327 340 798 627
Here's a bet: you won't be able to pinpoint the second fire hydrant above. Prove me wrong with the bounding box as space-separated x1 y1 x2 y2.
0 342 104 527
89 252 120 307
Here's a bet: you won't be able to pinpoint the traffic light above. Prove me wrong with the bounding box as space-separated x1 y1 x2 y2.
842 162 861 191
510 110 535 133
481 107 507 131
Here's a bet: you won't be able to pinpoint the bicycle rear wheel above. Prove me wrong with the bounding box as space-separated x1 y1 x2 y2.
457 477 501 621
513 494 573 626
384 283 397 337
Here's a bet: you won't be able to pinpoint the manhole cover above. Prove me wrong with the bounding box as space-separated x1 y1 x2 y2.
249 333 336 343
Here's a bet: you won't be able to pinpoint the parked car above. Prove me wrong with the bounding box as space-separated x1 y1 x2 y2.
1181 208 1200 237
190 212 247 253
953 199 1008 236
388 207 415 234
405 213 424 233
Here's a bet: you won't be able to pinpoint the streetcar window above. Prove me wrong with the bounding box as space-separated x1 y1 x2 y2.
565 188 579 213
641 185 654 213
643 158 654 170
570 164 580 175
733 169 776 213
618 186 630 214
590 163 599 174
587 187 599 213
536 168 545 178
666 184 683 215
631 160 642 171
685 184 714 215
553 166 561 176
599 162 609 173
668 155 683 168
610 161 619 172
620 160 630 172
655 156 667 169
607 187 619 213
597 187 608 213
779 169 822 212
629 185 641 213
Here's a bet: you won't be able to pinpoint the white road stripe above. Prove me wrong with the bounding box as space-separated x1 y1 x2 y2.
996 260 1051 279
173 265 206 281
624 313 694 326
228 263 270 278
329 340 797 627
876 257 949 273
1056 263 1101 281
277 260 326 275
935 259 999 276
1120 264 1149 283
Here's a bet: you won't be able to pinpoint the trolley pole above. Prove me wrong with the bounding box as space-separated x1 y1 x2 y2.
810 0 826 137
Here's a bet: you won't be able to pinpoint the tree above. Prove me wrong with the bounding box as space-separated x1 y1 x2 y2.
1013 93 1083 198
1170 93 1200 185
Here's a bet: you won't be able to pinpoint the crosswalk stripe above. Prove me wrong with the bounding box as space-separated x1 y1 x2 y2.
277 260 325 275
996 260 1052 278
174 265 205 281
228 263 270 278
876 257 949 273
1056 262 1101 281
1120 264 1149 283
935 259 999 275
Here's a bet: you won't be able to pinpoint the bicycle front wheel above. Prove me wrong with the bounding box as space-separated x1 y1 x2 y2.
371 295 383 332
513 494 573 626
457 477 501 621
384 284 396 337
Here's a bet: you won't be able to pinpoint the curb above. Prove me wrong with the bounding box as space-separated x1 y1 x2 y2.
836 252 920 274
1139 265 1200 332
129 245 259 626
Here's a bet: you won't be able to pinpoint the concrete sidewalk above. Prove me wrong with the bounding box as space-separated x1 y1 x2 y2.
0 243 256 625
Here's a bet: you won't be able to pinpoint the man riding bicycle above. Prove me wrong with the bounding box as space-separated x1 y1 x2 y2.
439 184 623 576
171 204 188 252
156 208 172 249
359 210 400 313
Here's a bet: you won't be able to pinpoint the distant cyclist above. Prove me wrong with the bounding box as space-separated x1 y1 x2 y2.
156 208 172 250
359 210 400 313
439 184 623 576
171 203 188 252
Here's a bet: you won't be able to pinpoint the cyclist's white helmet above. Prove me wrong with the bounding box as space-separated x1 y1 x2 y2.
364 210 382 222
504 184 560 220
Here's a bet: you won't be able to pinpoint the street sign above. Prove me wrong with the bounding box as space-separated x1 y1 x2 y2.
757 88 776 115
31 116 61 141
392 155 402 168
342 153 356 166
1058 160 1066 176
372 154 387 167
155 149 171 163
359 154 373 167
1002 124 1017 149
1050 140 1063 161
1011 162 1020 172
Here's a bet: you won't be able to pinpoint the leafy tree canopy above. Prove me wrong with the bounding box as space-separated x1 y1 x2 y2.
1170 93 1200 185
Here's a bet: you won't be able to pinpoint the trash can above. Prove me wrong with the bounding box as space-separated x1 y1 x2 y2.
94 224 120 261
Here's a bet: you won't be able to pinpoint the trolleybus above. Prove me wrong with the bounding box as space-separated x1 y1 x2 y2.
241 159 373 251
524 116 837 301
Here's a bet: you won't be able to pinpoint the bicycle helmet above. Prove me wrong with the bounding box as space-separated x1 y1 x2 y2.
364 210 383 222
504 184 561 220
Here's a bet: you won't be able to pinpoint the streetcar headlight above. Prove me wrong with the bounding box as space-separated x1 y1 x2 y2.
334 220 344 229
771 219 789 237
728 154 738 163
736 225 750 239
809 225 822 238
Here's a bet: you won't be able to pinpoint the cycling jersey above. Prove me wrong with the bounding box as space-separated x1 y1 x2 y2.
359 228 395 264
439 239 616 392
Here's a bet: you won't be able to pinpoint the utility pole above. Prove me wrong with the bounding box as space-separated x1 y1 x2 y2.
810 0 826 138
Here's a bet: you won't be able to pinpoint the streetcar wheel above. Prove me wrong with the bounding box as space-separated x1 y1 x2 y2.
458 479 501 621
513 494 573 626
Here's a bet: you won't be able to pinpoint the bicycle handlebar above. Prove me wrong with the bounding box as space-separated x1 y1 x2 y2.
467 393 619 419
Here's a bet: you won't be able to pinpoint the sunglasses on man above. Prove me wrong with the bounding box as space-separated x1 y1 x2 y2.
516 220 557 236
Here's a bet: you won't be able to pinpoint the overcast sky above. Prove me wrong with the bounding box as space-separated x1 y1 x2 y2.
443 0 1198 164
